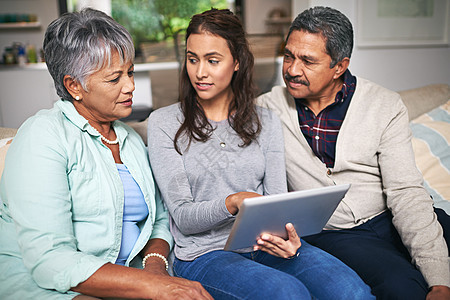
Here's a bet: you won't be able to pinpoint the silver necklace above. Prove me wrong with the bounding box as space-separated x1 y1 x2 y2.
212 130 226 148
92 127 119 145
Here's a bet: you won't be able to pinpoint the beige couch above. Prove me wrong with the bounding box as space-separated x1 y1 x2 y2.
1 84 449 211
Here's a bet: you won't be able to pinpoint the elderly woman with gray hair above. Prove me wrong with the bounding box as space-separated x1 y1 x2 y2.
0 8 211 300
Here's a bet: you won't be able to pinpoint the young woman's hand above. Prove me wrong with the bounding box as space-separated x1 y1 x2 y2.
253 223 302 259
225 192 261 215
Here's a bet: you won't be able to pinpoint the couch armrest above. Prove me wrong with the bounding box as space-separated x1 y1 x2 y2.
0 127 17 140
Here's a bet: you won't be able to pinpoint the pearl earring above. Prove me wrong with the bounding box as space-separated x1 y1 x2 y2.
75 96 80 101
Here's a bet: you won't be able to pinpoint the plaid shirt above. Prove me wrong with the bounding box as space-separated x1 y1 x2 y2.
294 70 356 168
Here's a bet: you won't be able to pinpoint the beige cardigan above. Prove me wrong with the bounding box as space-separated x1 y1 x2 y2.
257 77 449 288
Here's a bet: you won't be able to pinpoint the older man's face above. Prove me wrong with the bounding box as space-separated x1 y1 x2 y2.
283 30 342 101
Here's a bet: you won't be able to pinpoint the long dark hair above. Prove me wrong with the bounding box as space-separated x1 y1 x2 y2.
174 8 261 154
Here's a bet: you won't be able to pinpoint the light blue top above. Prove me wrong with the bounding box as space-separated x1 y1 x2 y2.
115 163 149 265
0 100 172 299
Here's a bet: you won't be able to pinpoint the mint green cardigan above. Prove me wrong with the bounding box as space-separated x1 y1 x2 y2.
0 100 173 299
257 77 449 288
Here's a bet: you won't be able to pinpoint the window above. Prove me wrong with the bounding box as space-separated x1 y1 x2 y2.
63 0 232 63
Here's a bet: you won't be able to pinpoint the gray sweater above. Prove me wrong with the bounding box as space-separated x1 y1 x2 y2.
256 78 449 288
148 104 287 260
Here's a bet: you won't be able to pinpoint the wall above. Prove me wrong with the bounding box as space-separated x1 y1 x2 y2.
245 0 291 34
292 0 450 91
0 0 59 55
0 0 59 127
0 0 152 128
0 67 58 128
1 0 449 127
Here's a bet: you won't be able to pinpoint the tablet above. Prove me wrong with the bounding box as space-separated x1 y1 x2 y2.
224 184 350 251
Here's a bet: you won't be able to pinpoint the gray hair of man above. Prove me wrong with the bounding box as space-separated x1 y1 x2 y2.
286 6 353 68
43 8 135 101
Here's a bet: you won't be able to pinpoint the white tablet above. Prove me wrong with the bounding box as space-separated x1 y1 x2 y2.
224 184 350 251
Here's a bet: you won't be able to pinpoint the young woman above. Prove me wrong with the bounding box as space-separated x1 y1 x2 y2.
148 8 373 299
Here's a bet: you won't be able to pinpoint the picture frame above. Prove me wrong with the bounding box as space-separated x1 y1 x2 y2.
356 0 449 48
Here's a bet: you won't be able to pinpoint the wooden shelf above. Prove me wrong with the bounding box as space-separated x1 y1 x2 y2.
0 22 41 29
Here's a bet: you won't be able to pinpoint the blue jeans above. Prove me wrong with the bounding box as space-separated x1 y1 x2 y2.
173 240 374 300
304 207 450 300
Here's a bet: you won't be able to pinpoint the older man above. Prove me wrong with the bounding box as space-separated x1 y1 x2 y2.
257 6 449 300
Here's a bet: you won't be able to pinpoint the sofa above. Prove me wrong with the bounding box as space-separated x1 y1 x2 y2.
1 83 449 214
136 83 450 214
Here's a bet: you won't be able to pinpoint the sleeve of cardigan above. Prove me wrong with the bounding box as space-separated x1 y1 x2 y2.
378 95 449 287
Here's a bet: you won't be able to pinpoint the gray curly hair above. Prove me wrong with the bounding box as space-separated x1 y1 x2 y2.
43 8 135 101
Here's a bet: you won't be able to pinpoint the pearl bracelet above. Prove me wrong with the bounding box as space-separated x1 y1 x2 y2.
142 253 169 270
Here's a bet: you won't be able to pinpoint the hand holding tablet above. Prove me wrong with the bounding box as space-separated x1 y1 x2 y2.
254 222 302 259
224 184 351 251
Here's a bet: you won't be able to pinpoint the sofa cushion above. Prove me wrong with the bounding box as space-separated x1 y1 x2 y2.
0 127 17 140
0 138 13 181
410 100 450 214
127 118 149 146
399 84 449 121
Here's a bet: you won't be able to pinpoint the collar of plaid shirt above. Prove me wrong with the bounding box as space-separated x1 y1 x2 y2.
294 69 357 168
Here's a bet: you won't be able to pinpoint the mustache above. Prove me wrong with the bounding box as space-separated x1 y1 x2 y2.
284 73 309 86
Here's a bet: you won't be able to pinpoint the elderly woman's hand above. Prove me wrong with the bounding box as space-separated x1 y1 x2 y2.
71 262 213 299
253 223 302 259
74 276 213 300
148 274 213 300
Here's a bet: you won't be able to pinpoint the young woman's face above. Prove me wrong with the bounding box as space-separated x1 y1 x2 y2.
186 32 239 105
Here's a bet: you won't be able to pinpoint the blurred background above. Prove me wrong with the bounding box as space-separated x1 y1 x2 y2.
0 0 449 128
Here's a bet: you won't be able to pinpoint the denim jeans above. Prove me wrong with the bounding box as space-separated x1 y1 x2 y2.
173 240 374 300
304 208 450 300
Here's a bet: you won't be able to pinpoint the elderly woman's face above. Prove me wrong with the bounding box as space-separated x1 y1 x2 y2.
75 51 135 123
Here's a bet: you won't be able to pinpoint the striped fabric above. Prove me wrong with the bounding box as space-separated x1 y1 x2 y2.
410 100 450 214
